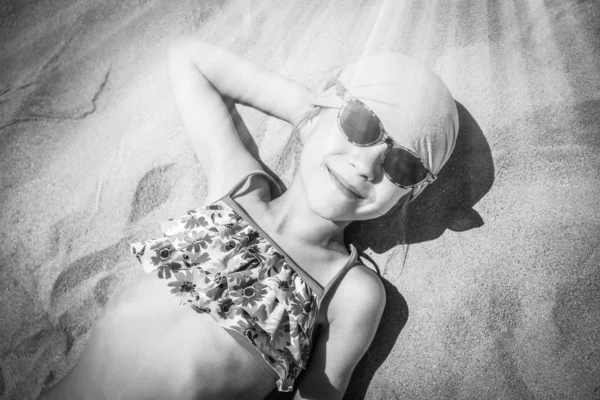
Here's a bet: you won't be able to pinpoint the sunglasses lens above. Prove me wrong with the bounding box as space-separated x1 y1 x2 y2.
383 148 430 187
339 101 382 145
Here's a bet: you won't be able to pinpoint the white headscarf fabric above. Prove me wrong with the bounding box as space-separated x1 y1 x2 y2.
311 52 459 201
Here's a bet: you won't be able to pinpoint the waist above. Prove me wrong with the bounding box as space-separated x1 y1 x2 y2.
96 274 278 398
227 329 280 381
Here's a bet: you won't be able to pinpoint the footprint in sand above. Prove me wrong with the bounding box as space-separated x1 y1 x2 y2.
128 163 176 224
49 162 178 333
50 162 177 311
50 237 133 312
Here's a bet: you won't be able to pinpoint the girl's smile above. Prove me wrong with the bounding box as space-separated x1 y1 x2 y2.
325 164 366 199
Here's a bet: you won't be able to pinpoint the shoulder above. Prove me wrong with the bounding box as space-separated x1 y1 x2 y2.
328 262 386 324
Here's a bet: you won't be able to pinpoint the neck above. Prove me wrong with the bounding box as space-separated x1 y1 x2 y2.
266 176 349 250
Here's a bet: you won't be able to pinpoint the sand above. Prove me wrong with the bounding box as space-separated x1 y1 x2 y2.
1 0 599 399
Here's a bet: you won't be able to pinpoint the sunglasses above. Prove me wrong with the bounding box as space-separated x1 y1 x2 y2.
309 81 437 189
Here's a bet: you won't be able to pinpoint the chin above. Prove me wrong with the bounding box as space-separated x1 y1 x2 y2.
300 177 387 224
305 190 383 223
306 192 353 222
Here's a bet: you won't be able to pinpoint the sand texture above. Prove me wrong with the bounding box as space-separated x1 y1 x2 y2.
1 0 599 399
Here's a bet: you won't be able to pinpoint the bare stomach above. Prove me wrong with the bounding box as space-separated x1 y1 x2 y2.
41 272 277 400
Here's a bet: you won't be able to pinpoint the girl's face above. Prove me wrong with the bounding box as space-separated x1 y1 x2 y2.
297 108 413 222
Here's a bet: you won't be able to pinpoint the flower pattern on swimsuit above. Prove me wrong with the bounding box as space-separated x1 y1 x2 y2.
129 202 319 392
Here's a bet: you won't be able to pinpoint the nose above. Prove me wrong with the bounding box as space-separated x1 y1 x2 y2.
348 142 388 182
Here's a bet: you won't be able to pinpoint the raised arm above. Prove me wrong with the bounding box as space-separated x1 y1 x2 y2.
167 36 312 201
293 266 386 400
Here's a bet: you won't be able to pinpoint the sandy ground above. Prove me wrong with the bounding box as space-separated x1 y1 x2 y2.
1 0 599 399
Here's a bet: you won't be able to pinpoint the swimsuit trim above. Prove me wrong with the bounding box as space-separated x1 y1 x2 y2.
225 328 281 382
222 195 326 298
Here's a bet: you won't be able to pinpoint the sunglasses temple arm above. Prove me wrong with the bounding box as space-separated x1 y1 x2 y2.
309 97 345 109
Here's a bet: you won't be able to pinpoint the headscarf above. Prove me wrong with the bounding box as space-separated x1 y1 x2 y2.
310 52 459 201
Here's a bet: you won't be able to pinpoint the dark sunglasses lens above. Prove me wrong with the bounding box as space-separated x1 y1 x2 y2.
383 148 429 187
339 101 382 145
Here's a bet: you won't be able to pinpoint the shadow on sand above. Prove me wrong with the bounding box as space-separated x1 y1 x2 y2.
341 102 494 400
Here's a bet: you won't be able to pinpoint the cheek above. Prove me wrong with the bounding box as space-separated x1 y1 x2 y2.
358 184 410 220
298 126 339 173
383 179 412 202
297 136 358 219
379 183 407 207
298 135 333 198
298 137 322 182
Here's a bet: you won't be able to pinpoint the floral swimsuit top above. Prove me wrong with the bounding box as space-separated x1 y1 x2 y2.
130 171 360 392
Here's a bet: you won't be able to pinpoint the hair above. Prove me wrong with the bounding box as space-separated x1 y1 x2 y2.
290 106 322 143
290 65 344 142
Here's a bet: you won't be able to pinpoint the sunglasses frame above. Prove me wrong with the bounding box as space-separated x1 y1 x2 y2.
315 81 437 189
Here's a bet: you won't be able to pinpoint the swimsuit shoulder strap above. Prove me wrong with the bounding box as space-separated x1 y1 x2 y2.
321 244 363 300
219 170 284 203
218 171 325 297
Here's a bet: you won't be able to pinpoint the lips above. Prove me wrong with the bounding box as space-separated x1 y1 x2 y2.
326 166 364 199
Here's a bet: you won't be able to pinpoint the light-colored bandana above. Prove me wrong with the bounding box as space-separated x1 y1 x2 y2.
310 52 459 201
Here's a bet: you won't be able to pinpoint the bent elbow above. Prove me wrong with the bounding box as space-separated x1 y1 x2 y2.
167 35 191 59
167 35 207 63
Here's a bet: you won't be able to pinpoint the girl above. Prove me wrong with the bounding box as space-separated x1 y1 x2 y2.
39 37 458 400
